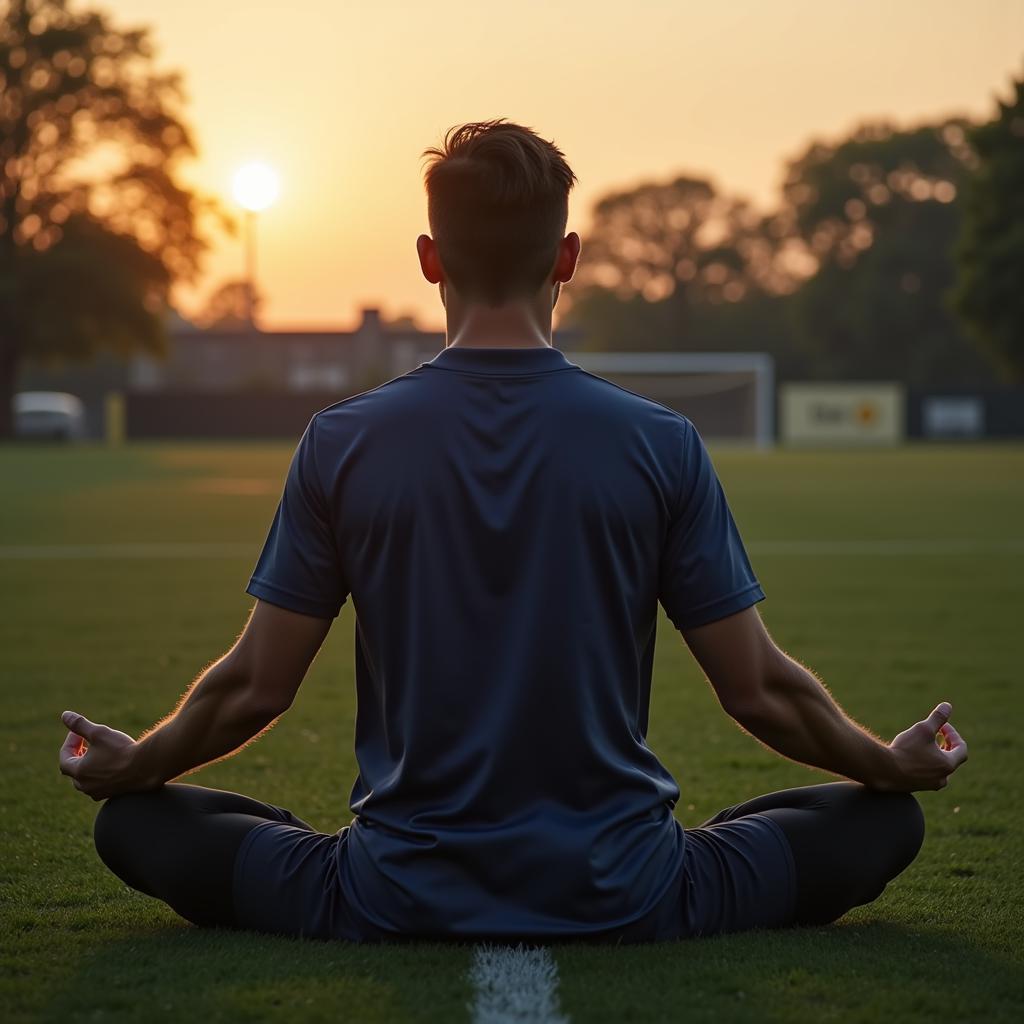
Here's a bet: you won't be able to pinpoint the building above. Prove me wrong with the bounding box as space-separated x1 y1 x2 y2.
130 307 586 394
17 306 586 438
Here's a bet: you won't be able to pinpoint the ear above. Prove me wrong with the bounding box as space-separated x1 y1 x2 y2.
417 234 444 285
552 232 581 285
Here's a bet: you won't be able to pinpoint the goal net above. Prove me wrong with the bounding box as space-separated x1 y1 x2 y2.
569 352 775 447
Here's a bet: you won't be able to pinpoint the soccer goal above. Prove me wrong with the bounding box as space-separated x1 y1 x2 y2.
569 351 775 448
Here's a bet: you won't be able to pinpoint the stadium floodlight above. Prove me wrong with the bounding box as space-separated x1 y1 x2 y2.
232 162 280 213
570 352 775 448
232 161 280 328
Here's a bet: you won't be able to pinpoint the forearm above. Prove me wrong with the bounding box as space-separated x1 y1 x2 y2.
731 654 898 788
129 653 283 788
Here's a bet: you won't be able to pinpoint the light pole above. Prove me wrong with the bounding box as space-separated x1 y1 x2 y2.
232 162 280 329
244 207 257 326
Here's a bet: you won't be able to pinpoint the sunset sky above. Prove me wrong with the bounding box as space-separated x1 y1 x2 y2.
90 0 1024 332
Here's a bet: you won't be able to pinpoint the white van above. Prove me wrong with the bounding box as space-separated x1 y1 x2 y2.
13 391 86 441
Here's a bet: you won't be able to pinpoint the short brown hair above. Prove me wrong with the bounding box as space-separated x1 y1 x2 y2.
421 118 577 306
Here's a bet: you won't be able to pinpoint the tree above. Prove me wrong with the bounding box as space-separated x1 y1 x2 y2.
774 119 1000 386
564 177 755 325
389 311 421 331
558 286 664 352
0 0 231 436
951 71 1024 382
560 174 803 353
195 279 264 330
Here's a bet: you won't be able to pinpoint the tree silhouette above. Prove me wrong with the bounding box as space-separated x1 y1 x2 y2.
951 70 1024 382
561 174 800 351
389 311 421 331
196 279 264 331
772 119 1000 385
571 178 753 307
0 0 232 436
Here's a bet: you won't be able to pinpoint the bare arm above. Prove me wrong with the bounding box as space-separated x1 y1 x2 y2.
59 600 332 798
682 606 967 792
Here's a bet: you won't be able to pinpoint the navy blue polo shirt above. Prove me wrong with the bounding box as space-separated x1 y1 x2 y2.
246 344 765 938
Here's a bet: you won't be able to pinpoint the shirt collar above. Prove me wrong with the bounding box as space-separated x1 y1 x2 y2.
423 345 576 376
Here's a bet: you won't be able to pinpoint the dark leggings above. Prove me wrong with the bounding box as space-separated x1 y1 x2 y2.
93 780 925 933
698 782 925 926
93 784 315 928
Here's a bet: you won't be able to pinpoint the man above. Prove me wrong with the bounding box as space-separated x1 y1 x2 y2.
59 119 967 942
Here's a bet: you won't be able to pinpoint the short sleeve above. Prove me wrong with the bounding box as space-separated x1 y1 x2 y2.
246 416 348 619
658 420 764 631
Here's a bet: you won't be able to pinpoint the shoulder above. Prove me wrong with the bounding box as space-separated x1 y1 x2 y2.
313 368 425 422
569 367 696 437
305 368 429 444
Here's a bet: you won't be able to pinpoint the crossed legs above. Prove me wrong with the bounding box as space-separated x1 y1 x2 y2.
92 780 925 935
698 781 926 926
93 783 316 928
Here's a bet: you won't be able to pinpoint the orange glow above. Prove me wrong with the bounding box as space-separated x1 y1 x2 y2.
97 1 1023 331
232 162 280 213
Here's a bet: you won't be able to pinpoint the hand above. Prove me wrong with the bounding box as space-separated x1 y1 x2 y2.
58 710 148 801
884 702 968 792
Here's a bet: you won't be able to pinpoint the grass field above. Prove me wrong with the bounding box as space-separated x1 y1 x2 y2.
2 441 1023 1023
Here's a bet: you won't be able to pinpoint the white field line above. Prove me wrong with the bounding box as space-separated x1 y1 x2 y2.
0 542 256 560
1 539 1023 561
748 539 1024 556
468 944 569 1024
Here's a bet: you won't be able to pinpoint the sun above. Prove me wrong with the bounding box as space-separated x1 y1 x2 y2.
232 161 280 212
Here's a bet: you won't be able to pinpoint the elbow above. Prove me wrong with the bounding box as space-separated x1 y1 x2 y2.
220 649 292 721
721 651 791 726
244 666 298 720
226 629 302 720
722 691 774 728
229 687 290 727
242 679 293 721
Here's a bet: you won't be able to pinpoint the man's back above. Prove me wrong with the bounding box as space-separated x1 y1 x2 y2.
246 343 764 937
74 119 955 948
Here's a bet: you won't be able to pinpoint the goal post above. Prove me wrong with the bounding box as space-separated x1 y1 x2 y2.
568 352 775 448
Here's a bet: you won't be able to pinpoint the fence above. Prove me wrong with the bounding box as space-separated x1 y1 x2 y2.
122 390 352 440
109 385 1024 443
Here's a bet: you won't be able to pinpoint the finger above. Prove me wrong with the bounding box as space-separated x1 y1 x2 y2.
61 711 103 743
941 727 968 769
923 702 952 732
936 776 949 790
939 721 965 749
60 730 85 757
937 724 966 765
59 731 85 777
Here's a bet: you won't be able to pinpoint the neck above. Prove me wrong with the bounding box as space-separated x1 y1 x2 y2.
444 292 553 349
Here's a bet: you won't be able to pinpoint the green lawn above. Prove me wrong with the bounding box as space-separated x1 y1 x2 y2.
2 442 1022 1023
